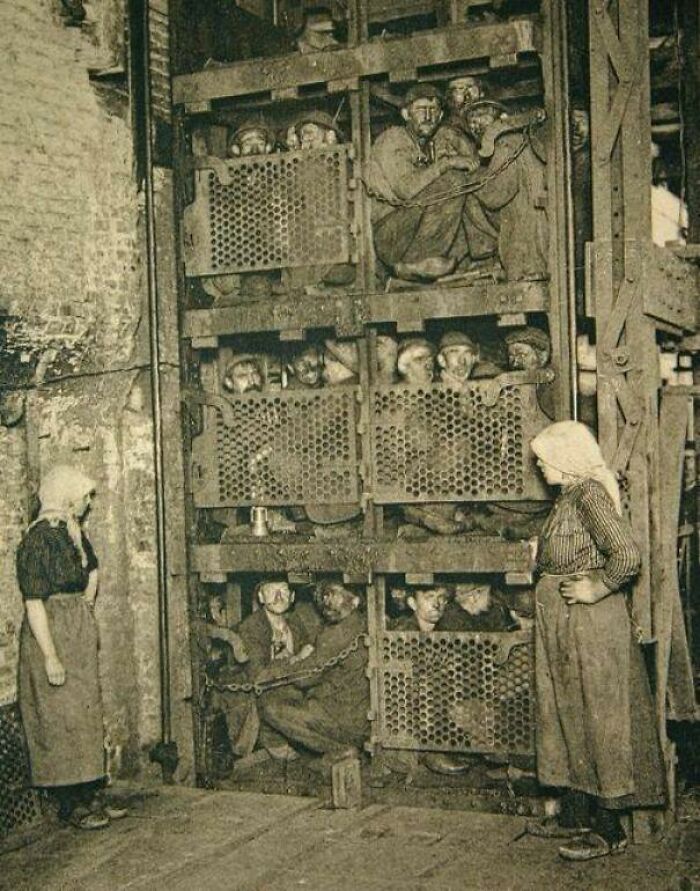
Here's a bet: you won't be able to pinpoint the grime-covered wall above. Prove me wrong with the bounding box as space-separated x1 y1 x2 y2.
0 0 193 781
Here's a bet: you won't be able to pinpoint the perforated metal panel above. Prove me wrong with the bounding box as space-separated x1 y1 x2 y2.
377 631 534 754
184 147 352 277
370 380 550 503
0 704 42 837
191 389 360 507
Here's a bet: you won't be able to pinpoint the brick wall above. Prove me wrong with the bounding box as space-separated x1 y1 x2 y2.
0 0 192 781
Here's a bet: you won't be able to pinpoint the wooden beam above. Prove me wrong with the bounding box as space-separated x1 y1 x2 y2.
172 18 539 104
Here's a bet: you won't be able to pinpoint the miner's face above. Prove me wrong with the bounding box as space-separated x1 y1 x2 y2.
446 80 482 112
299 122 336 150
237 128 269 157
258 581 294 615
402 98 443 140
466 107 500 141
224 360 263 395
455 584 491 616
441 345 477 381
292 347 323 387
402 349 434 385
408 587 449 625
508 342 548 371
319 584 359 624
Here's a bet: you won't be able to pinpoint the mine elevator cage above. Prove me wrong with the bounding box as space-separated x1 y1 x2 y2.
168 0 699 803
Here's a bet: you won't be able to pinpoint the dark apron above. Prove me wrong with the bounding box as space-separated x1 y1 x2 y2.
19 594 105 787
535 573 665 806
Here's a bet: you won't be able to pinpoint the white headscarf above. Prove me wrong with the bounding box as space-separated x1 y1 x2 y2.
530 421 621 514
31 464 97 567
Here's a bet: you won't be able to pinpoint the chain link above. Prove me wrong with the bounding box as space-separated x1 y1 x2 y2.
206 633 365 696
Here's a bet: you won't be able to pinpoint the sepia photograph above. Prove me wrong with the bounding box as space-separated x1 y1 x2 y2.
1 0 699 887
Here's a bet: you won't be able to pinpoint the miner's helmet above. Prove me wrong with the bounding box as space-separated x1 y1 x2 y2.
230 115 274 145
464 99 510 120
503 326 551 353
439 331 478 353
402 82 443 108
303 9 336 31
290 109 346 142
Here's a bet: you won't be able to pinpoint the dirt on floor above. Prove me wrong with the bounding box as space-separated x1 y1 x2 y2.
1 783 698 891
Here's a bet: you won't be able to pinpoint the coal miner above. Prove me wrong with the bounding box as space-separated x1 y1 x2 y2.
438 581 519 632
259 580 369 761
437 331 502 385
397 338 466 535
504 325 554 419
227 116 276 158
285 343 324 390
289 109 344 151
443 76 484 137
222 354 264 395
214 580 321 760
368 84 495 282
464 100 549 281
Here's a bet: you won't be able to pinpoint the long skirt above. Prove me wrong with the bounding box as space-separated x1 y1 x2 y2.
535 574 665 807
19 595 105 787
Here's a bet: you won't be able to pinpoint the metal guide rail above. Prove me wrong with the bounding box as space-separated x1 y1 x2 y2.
370 373 552 503
183 147 353 278
190 387 361 508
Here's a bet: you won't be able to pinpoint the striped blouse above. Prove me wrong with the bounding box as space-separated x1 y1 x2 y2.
536 478 641 591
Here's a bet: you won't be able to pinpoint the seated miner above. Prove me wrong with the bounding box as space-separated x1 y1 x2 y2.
200 592 250 681
290 110 344 151
391 585 450 632
227 117 276 158
259 580 368 762
443 76 484 137
397 337 435 385
392 586 477 775
215 579 321 761
504 325 554 418
282 111 355 290
376 334 399 384
295 8 342 54
437 331 502 385
285 343 324 390
368 84 494 283
396 338 468 535
222 354 264 395
438 582 520 632
464 100 548 281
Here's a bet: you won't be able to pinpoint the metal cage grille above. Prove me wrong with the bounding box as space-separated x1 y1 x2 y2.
0 704 42 837
191 389 361 507
370 381 550 503
377 631 534 755
184 147 352 276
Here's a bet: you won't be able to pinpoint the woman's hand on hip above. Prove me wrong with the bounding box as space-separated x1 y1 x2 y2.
559 574 611 605
45 654 66 686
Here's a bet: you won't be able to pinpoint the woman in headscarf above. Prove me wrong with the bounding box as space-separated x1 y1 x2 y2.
528 421 665 860
17 465 124 829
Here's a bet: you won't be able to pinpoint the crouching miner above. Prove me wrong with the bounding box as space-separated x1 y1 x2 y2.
259 580 368 764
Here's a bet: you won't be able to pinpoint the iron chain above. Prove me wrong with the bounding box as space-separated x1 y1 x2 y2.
206 633 365 696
